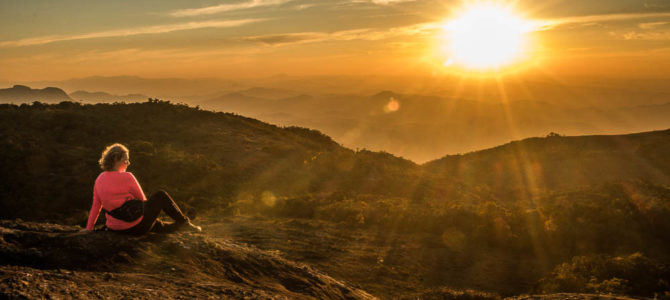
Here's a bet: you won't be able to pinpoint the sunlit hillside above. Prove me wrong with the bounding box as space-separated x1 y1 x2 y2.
425 129 670 191
0 100 421 222
1 100 669 298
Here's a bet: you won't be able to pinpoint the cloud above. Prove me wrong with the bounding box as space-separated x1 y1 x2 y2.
170 0 291 17
244 33 324 45
0 19 263 48
644 0 670 9
619 30 670 41
293 4 315 10
540 12 670 30
639 21 669 29
243 23 439 46
370 0 415 4
347 0 415 4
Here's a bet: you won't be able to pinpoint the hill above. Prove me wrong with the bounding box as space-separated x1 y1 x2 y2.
0 220 373 299
0 85 71 103
1 100 669 298
28 76 242 99
197 89 670 163
424 129 670 191
0 100 421 223
69 90 147 103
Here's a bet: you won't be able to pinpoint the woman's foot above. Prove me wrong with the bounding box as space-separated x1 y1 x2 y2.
181 221 202 233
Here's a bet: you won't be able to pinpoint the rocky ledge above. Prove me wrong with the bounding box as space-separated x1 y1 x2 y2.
0 220 374 299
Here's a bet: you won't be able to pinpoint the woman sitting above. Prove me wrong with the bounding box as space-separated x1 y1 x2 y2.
85 143 201 235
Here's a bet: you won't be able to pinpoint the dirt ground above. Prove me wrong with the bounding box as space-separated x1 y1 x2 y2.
0 218 651 299
0 219 374 299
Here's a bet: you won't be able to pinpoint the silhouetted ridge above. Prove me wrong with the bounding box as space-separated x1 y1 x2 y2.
371 90 402 99
0 85 71 103
69 90 147 103
424 129 670 190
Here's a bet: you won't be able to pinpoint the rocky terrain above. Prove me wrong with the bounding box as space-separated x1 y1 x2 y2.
0 219 654 300
0 220 373 299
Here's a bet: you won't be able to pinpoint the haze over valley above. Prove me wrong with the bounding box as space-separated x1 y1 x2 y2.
4 73 670 162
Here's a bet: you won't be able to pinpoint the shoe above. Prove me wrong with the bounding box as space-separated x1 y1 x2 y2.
182 221 202 233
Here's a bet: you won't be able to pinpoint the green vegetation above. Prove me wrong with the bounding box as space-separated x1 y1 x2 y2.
0 100 420 223
1 100 669 298
539 253 670 297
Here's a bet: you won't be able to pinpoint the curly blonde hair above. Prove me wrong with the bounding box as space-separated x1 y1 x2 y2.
98 143 129 171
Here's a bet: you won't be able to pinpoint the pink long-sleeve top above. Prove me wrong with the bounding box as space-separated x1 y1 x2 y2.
86 171 147 231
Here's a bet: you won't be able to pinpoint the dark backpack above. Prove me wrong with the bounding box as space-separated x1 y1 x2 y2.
103 199 144 222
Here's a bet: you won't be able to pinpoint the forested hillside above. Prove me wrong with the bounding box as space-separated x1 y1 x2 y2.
1 100 669 297
0 100 420 223
425 130 670 191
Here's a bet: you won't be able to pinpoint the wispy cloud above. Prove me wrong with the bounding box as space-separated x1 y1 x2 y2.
170 0 291 17
616 30 670 41
369 0 416 4
0 19 263 48
644 0 670 9
347 0 416 5
540 12 670 30
244 32 324 45
243 23 439 46
639 21 669 29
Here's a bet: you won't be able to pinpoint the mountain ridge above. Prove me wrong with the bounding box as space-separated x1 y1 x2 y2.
69 90 147 103
424 128 670 191
0 85 71 103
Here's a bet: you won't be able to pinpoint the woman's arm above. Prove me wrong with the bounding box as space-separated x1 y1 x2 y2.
85 186 102 231
127 172 147 201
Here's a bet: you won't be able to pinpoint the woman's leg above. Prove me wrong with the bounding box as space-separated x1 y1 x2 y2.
119 190 189 235
148 219 183 234
145 190 189 224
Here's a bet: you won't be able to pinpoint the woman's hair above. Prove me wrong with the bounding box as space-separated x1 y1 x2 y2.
98 143 129 171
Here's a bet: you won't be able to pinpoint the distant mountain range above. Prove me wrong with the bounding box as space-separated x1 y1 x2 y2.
3 82 670 163
0 85 71 103
69 90 148 103
198 89 670 163
0 85 149 104
22 76 241 99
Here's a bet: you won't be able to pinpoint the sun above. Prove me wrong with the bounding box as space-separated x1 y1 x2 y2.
441 3 535 70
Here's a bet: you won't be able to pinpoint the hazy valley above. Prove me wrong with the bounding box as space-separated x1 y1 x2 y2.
3 75 670 163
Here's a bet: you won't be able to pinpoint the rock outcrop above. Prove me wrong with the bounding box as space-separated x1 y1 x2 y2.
0 220 374 299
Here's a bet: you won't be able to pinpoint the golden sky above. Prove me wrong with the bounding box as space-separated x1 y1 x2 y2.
2 0 670 81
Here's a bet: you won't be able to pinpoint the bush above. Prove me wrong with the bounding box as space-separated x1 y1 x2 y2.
538 253 670 297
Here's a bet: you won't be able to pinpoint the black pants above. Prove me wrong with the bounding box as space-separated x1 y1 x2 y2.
115 190 189 236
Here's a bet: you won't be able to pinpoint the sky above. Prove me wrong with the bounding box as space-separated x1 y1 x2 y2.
1 0 670 81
